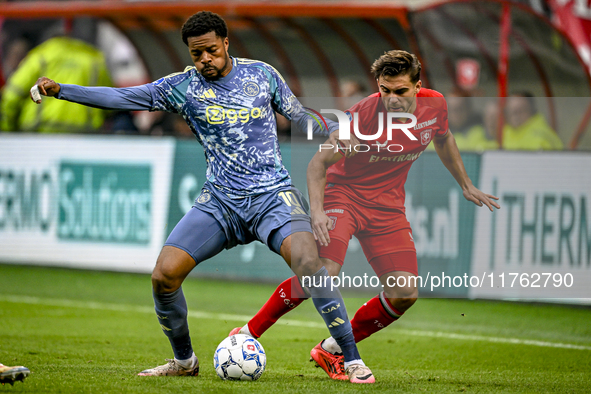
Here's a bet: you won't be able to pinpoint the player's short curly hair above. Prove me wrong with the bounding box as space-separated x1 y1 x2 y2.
370 50 421 83
181 11 228 46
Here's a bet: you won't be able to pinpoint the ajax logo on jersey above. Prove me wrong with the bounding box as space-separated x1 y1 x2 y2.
243 82 260 97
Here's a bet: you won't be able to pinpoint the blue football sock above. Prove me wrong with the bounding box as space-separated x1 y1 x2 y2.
305 267 361 363
153 287 193 360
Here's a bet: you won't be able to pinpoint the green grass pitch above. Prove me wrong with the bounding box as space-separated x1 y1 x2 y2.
0 264 590 393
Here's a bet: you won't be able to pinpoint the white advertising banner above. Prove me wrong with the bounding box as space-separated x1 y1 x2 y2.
470 152 591 302
0 134 175 273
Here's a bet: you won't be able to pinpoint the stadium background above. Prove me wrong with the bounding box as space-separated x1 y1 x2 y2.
0 1 590 392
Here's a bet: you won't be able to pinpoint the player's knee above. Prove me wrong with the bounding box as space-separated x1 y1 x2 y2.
324 264 341 277
389 285 417 300
151 266 182 294
292 253 322 278
384 283 418 311
386 296 417 313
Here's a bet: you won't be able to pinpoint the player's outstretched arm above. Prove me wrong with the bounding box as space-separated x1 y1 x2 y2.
432 130 500 212
307 144 343 246
30 76 153 111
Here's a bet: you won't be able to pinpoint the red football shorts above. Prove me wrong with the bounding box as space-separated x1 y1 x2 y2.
317 190 418 276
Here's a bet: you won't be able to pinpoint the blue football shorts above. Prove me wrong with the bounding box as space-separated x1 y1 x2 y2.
164 182 312 264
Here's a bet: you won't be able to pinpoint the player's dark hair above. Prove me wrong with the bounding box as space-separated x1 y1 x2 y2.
371 50 421 83
181 11 228 46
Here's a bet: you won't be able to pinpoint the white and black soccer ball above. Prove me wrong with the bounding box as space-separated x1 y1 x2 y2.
214 334 266 381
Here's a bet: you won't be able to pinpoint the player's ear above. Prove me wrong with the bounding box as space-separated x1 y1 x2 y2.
224 37 229 51
415 80 422 92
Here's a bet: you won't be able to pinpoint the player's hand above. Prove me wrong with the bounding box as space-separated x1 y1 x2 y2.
31 77 61 102
328 129 360 158
462 184 500 212
311 209 333 247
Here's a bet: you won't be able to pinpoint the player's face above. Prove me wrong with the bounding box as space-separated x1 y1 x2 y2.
377 74 421 114
187 31 231 80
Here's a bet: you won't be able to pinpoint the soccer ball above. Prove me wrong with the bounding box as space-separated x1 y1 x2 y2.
214 334 266 381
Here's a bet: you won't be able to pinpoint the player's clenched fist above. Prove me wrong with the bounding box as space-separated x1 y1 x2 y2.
30 77 61 103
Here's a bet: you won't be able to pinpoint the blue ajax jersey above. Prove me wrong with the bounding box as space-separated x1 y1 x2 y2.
150 58 300 197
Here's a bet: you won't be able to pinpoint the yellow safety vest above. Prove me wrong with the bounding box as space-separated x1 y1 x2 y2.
1 36 113 133
502 113 563 151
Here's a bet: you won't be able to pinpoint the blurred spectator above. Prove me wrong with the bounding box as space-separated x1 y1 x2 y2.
1 35 113 133
341 79 367 110
483 99 500 143
103 111 140 135
342 79 366 98
1 18 63 82
446 93 498 151
2 38 30 81
502 92 563 150
148 112 193 138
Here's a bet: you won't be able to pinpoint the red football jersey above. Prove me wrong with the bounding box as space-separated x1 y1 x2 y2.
325 88 448 210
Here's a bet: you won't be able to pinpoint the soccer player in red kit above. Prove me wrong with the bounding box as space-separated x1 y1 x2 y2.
230 50 500 380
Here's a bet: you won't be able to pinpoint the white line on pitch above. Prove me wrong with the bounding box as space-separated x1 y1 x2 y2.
2 294 590 351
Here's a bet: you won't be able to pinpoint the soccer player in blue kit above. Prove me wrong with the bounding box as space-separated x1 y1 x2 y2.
31 11 374 383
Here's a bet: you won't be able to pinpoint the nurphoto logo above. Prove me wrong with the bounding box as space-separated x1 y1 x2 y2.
307 109 418 152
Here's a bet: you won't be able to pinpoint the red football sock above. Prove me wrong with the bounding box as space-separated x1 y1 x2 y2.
247 276 308 338
351 292 403 343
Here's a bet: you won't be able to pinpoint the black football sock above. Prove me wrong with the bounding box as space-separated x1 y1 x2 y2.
153 287 194 361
